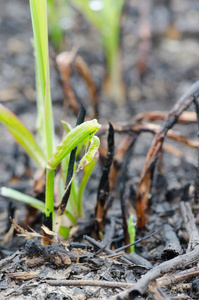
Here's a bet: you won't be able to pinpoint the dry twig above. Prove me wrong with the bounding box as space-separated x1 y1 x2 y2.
8 270 40 280
46 279 132 289
161 224 182 260
56 50 98 118
180 201 199 251
148 281 171 300
157 265 199 287
110 245 199 299
96 123 114 233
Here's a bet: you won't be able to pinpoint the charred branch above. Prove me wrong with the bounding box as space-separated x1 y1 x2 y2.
136 81 199 228
95 123 114 233
161 224 182 260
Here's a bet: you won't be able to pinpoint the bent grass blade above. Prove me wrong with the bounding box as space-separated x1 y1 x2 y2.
0 104 46 169
53 135 100 233
1 187 45 213
29 0 54 160
47 119 101 170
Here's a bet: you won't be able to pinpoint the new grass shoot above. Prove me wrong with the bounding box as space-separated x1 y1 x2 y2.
71 0 125 102
0 0 101 242
127 215 136 253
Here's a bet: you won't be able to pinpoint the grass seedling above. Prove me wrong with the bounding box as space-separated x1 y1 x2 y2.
71 0 125 102
0 0 101 242
127 215 136 253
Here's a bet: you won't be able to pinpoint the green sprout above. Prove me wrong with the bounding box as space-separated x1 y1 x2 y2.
127 215 136 253
0 0 101 240
71 0 125 102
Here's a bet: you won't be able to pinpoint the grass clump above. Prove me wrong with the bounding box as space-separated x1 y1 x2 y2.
0 0 101 242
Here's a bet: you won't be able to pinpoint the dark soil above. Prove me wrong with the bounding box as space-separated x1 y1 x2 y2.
1 0 199 299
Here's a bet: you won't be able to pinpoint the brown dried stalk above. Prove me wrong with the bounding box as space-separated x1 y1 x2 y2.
56 50 98 118
46 279 132 289
10 218 58 243
157 265 199 287
8 270 40 280
75 56 99 118
56 49 79 115
109 134 136 191
134 111 197 124
137 0 152 77
95 124 114 233
98 109 198 135
98 123 199 149
136 81 199 228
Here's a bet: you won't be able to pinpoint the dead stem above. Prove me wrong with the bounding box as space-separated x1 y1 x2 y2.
148 281 170 300
110 245 199 299
95 123 114 234
157 265 199 287
180 202 199 251
45 279 133 289
136 81 199 228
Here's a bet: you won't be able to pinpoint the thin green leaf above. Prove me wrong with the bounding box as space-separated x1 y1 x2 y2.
61 120 73 134
59 226 70 239
0 104 46 169
45 168 55 219
29 0 47 96
127 215 136 253
1 187 45 213
35 55 45 154
29 0 54 159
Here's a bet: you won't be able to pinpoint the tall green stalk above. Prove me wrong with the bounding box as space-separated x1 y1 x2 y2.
29 0 55 230
29 0 54 160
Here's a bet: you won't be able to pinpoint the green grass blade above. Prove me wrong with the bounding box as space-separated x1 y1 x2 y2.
1 187 45 213
59 226 70 239
35 53 46 155
29 0 54 159
29 0 47 98
47 119 101 170
44 69 54 159
60 122 79 216
128 215 136 253
45 168 55 231
0 104 46 169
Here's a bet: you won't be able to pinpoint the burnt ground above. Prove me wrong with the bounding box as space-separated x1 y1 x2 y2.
1 0 199 299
